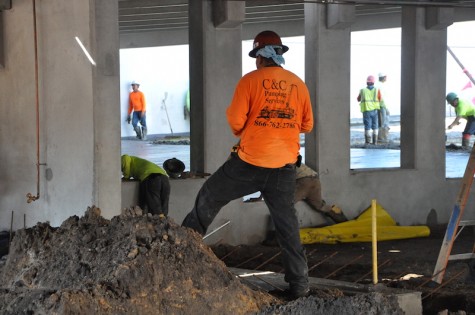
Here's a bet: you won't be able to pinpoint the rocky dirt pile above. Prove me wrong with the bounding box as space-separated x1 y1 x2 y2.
0 206 411 314
0 206 275 314
257 292 404 315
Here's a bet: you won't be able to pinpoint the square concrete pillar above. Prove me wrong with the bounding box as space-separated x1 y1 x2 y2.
401 6 447 174
326 4 355 30
213 0 245 29
0 0 11 10
304 3 352 174
189 0 242 173
426 7 454 30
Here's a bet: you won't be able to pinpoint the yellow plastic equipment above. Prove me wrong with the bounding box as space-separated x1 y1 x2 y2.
300 203 430 244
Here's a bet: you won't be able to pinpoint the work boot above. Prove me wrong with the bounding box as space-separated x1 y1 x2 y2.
383 127 389 143
372 132 378 145
462 137 471 149
365 130 371 144
325 205 348 223
142 127 147 140
377 127 384 142
378 127 389 144
269 287 310 301
134 126 142 140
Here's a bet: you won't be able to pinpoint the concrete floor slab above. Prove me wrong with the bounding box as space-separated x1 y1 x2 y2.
121 139 468 178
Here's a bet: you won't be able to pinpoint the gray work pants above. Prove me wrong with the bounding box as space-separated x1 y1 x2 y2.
182 153 308 291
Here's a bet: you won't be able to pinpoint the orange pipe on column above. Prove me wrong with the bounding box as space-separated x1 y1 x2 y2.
26 0 40 203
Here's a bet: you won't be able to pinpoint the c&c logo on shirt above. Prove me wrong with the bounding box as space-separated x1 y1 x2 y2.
263 79 287 90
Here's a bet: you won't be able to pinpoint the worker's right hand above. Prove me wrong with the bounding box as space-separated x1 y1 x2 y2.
126 115 131 124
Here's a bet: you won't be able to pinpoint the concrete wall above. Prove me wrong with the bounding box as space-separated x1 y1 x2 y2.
1 0 475 247
0 0 121 232
119 3 475 247
121 180 328 245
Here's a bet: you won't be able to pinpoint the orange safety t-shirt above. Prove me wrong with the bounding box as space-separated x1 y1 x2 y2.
226 66 313 168
128 91 146 115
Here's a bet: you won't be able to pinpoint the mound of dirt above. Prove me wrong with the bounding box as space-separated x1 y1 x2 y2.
0 206 275 314
257 292 404 315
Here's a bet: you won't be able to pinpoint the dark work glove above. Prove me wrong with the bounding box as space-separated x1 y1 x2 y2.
126 115 131 124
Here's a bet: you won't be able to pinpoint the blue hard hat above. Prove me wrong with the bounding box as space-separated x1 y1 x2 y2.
446 92 458 103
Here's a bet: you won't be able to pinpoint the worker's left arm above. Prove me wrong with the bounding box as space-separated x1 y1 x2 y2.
226 81 250 136
141 92 146 113
300 86 314 133
121 155 132 179
447 116 463 129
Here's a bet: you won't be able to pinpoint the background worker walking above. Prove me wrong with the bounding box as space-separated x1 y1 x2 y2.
181 30 313 300
121 154 170 216
376 72 390 143
127 81 147 140
446 92 475 149
357 75 382 145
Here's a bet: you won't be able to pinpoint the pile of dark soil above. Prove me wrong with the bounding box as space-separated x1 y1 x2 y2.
0 206 415 314
0 207 468 315
0 206 275 314
257 292 404 315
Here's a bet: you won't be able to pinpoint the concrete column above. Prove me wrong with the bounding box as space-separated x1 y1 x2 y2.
304 3 352 180
188 0 243 173
400 6 447 175
92 0 121 217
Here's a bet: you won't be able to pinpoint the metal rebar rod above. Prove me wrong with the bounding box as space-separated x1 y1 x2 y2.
416 268 447 290
355 259 391 283
306 248 318 257
253 274 285 291
203 220 230 240
255 251 281 270
234 253 263 268
308 251 339 272
277 249 327 274
218 246 240 261
233 273 261 290
324 254 364 279
422 269 466 300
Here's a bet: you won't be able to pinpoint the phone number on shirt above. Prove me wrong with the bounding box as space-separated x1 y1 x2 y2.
254 120 296 129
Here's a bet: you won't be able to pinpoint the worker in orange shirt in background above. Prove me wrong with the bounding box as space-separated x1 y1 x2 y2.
126 81 147 140
182 30 313 300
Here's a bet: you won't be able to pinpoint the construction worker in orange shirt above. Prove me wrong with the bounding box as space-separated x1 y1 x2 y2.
126 81 147 140
182 30 313 300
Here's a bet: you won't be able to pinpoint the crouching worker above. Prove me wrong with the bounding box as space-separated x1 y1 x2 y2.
247 163 348 223
121 154 170 216
296 164 348 223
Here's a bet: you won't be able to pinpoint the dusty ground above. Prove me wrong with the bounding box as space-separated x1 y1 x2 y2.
0 209 473 315
0 207 411 315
